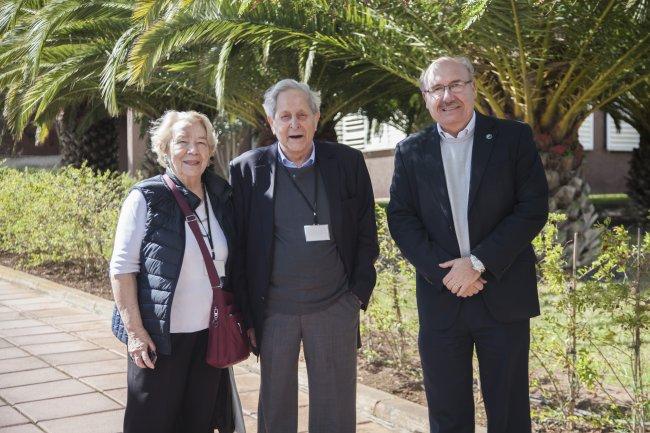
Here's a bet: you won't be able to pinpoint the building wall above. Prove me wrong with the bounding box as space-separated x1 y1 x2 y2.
361 111 638 199
581 112 633 194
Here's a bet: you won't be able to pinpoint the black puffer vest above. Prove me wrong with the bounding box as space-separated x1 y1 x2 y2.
111 169 234 355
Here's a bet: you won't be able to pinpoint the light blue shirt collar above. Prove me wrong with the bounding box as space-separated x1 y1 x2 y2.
277 142 316 168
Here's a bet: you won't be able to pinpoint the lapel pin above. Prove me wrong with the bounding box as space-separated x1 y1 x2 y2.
486 134 493 139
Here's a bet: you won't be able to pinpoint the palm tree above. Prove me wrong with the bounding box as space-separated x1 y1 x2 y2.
607 83 650 223
0 0 223 171
116 0 415 145
132 0 648 261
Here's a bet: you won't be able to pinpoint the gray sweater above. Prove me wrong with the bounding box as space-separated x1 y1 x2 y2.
266 164 348 315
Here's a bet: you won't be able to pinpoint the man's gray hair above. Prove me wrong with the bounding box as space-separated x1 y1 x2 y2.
419 56 475 90
263 79 321 118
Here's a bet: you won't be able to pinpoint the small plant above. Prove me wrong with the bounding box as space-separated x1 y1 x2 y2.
0 165 134 274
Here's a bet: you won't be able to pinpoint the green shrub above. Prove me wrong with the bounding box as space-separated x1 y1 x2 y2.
0 165 135 274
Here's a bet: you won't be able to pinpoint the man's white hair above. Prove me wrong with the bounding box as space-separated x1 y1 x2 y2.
419 56 475 90
263 79 321 118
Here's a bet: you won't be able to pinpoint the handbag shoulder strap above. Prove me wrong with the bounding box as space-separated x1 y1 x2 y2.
162 174 223 292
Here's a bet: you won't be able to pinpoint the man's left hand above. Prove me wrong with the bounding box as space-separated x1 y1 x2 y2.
439 257 481 294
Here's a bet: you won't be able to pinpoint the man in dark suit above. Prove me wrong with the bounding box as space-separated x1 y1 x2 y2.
229 79 378 433
387 56 549 433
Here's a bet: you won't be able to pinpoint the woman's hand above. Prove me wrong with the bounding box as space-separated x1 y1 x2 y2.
128 328 157 369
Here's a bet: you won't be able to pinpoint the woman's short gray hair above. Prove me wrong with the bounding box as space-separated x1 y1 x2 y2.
263 79 321 118
149 110 218 167
419 56 475 90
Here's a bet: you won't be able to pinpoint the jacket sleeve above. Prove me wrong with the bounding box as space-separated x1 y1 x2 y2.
349 151 379 308
228 161 254 330
470 124 549 279
387 143 448 288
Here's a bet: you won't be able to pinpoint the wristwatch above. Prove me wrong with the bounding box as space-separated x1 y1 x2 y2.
470 254 486 274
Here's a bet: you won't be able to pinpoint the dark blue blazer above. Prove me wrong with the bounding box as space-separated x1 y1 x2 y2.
229 141 379 350
387 112 549 330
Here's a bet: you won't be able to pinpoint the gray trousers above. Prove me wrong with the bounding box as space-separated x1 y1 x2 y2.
258 292 360 433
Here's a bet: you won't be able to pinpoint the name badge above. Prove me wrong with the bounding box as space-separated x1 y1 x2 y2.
304 224 330 242
204 259 226 276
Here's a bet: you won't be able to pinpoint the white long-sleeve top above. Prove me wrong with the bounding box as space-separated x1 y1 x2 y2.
110 189 228 333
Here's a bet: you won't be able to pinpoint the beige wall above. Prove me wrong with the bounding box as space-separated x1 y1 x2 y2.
363 148 395 199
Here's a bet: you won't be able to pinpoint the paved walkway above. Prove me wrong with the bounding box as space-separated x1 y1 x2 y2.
0 275 412 432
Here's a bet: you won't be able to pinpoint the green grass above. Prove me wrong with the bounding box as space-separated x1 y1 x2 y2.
589 193 630 209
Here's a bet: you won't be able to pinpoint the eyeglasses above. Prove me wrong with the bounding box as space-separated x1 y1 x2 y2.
423 80 473 98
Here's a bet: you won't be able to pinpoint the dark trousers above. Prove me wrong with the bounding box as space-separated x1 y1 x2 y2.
419 295 531 433
124 329 223 433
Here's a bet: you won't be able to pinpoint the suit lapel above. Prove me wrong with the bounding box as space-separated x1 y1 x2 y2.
315 142 342 245
468 112 497 212
420 127 454 230
254 143 277 261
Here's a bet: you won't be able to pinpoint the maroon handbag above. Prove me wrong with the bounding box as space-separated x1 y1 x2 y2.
163 174 250 368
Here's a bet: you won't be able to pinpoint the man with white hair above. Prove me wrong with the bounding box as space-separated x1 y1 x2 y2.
230 79 378 433
387 57 549 432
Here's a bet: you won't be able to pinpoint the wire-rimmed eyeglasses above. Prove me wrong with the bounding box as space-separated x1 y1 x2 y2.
423 80 473 98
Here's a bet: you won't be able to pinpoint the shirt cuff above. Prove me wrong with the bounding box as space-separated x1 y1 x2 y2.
470 254 486 273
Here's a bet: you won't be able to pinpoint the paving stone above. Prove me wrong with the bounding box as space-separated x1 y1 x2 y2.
40 350 120 367
238 390 259 415
0 348 29 360
55 321 106 333
356 420 394 432
22 341 98 356
0 406 29 427
1 298 50 307
0 307 13 313
0 326 59 338
58 360 124 378
0 379 93 404
16 392 121 422
91 338 125 353
9 303 68 313
80 373 126 391
46 315 103 325
9 334 76 347
25 308 86 319
37 408 124 433
243 415 257 431
0 321 44 331
71 330 114 340
0 294 37 302
104 388 127 406
0 368 68 389
0 357 48 373
0 340 12 349
233 373 260 393
0 424 44 433
0 313 23 321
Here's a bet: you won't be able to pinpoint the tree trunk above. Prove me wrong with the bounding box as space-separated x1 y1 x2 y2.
537 134 601 265
55 106 118 172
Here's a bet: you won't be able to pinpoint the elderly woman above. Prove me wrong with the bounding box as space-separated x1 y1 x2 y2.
109 110 241 433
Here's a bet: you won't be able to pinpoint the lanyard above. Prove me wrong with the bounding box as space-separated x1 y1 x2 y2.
194 185 215 259
281 163 319 224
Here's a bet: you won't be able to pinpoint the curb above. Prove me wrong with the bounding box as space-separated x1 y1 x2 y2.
0 264 470 433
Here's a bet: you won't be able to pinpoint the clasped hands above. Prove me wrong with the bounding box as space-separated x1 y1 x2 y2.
439 257 486 297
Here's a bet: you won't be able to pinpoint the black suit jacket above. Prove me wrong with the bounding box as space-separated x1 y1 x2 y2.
387 112 549 330
229 141 379 349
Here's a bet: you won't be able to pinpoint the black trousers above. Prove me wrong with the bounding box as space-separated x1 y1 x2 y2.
419 295 531 433
124 329 223 433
